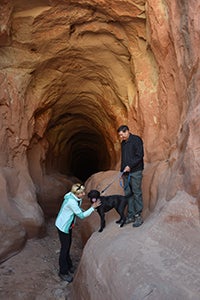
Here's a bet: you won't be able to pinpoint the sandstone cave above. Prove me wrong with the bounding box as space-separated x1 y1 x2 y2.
0 1 200 299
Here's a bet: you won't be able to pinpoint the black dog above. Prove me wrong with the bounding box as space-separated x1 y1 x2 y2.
87 189 128 232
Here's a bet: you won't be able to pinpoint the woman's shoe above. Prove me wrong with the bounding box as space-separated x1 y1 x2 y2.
69 266 76 274
59 272 73 283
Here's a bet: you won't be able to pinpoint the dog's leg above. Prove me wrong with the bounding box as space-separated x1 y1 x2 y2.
98 211 106 232
115 204 127 227
116 217 122 224
115 207 124 225
119 215 126 227
116 216 125 226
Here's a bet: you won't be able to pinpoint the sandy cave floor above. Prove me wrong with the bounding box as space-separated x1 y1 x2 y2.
0 219 83 300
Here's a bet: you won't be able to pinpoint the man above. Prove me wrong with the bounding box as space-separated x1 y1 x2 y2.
117 125 144 227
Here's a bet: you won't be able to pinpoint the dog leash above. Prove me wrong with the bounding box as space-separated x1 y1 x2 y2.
119 172 131 190
100 171 124 194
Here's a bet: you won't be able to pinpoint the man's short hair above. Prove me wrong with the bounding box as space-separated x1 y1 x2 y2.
117 125 129 133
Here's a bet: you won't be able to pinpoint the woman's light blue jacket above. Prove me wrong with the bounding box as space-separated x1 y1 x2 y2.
55 192 94 233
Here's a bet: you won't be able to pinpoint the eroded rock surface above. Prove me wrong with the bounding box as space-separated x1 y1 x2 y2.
0 0 200 298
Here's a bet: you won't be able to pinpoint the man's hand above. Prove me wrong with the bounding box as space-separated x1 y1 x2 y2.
123 166 130 172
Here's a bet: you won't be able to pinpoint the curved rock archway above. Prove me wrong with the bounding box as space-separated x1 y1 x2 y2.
20 1 145 185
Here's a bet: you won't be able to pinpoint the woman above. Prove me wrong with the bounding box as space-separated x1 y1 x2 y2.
55 183 101 283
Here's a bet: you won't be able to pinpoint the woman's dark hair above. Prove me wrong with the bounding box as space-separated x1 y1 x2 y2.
117 125 129 133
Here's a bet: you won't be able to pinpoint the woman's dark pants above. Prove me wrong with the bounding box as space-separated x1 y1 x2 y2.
57 228 73 275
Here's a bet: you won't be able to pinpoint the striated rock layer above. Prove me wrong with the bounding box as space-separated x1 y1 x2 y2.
0 0 200 297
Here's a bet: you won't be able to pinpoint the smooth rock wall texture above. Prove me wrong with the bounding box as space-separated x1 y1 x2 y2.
73 191 200 300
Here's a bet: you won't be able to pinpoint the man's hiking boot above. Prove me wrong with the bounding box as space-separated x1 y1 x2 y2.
132 215 143 227
125 216 135 224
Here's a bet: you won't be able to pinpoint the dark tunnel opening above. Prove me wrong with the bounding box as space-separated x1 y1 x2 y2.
26 96 120 215
26 122 116 216
67 133 111 182
45 126 113 183
70 148 104 182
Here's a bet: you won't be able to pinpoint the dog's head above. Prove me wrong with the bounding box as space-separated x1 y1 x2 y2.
88 190 101 203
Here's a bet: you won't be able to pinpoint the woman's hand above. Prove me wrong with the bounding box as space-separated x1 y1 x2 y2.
92 199 101 209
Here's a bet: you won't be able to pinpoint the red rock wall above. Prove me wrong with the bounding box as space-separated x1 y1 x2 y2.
0 0 199 264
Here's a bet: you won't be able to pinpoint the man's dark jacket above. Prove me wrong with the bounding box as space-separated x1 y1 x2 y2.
120 133 144 173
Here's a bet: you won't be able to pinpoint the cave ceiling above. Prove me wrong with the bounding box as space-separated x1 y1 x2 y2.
3 0 147 181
